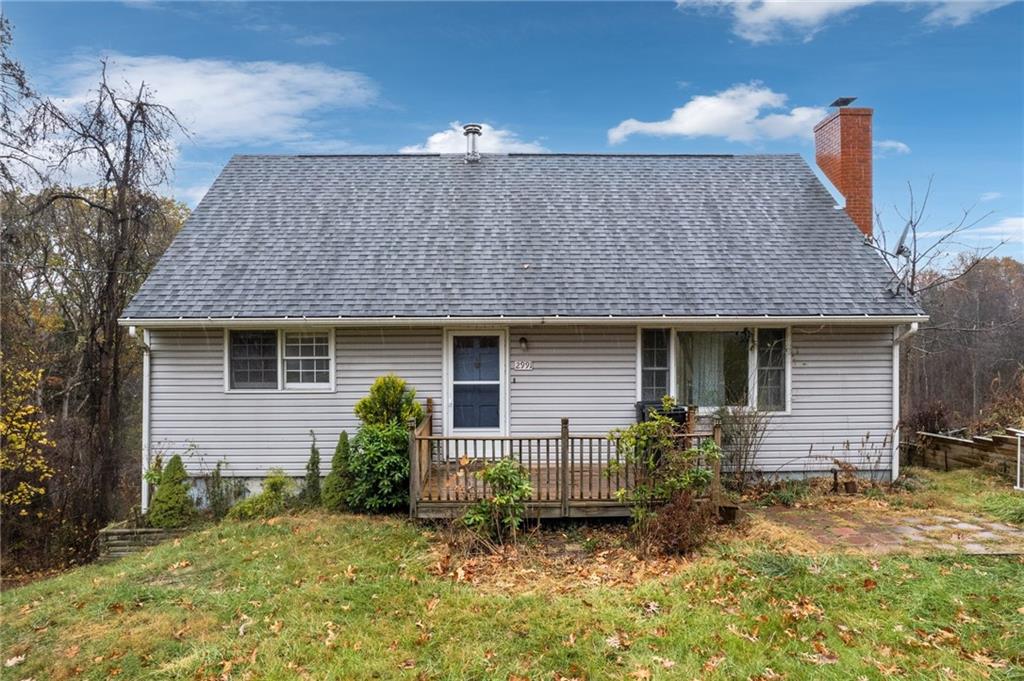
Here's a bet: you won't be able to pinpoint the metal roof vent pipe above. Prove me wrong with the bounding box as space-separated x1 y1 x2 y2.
463 123 482 163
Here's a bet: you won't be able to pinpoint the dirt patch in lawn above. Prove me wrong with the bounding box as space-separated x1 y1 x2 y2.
425 524 702 593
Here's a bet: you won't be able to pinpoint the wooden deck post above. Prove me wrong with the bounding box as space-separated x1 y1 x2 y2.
408 418 419 519
560 417 570 516
686 404 697 447
711 418 722 515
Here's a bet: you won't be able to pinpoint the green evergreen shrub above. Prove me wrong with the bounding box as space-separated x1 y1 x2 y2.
322 431 352 511
302 431 322 506
354 374 424 426
226 470 293 521
346 421 409 512
147 454 196 528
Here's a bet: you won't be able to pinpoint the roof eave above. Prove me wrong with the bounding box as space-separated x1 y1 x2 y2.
119 313 929 329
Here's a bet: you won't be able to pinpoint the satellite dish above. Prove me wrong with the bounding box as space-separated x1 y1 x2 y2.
894 220 912 257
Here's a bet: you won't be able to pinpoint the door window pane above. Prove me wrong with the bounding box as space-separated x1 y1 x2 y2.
677 331 749 407
229 331 278 389
453 336 499 381
757 329 787 411
453 384 500 429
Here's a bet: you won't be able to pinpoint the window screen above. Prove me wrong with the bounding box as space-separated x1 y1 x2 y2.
640 329 671 402
677 331 749 407
229 331 278 389
757 328 787 411
284 332 331 385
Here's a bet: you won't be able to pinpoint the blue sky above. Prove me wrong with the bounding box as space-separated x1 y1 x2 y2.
7 1 1023 256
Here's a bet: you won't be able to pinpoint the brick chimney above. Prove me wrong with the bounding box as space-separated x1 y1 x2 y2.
814 99 873 236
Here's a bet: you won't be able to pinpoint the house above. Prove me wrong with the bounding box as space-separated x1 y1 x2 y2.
121 102 925 513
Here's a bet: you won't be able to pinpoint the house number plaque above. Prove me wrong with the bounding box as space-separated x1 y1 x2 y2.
511 360 533 371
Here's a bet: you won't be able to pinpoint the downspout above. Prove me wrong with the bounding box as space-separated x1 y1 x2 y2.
132 327 153 512
891 322 919 481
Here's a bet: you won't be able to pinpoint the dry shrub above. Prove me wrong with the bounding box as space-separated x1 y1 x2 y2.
648 491 716 555
902 402 951 436
970 368 1024 434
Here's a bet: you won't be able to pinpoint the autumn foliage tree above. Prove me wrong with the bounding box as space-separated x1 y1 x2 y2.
0 356 55 517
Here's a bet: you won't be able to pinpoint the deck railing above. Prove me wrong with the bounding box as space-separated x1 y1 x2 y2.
409 401 721 518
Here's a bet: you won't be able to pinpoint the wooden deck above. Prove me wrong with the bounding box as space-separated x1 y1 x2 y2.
408 401 721 519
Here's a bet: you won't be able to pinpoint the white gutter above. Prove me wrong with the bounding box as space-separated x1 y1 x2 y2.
892 322 920 482
119 313 929 329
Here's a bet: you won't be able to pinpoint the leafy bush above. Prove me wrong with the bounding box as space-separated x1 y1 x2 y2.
204 461 246 520
147 455 196 528
648 491 716 555
461 458 533 545
322 431 352 512
346 422 410 512
226 470 293 521
354 374 424 426
301 432 322 506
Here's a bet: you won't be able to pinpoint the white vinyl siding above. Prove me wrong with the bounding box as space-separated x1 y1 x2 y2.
756 326 894 474
149 327 442 477
508 326 636 435
145 323 893 480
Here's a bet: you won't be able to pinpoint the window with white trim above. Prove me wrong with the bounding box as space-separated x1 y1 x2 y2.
640 329 671 402
229 331 278 389
227 330 333 390
756 328 787 411
284 332 331 386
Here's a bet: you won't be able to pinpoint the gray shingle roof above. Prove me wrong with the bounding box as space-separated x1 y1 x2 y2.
123 153 922 320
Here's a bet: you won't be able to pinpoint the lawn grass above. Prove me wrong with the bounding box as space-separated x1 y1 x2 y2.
896 467 1024 525
2 511 1023 680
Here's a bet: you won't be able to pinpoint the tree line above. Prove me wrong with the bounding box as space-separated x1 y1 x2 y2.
2 16 188 574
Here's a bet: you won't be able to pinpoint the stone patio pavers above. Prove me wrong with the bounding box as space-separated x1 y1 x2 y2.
761 507 1024 555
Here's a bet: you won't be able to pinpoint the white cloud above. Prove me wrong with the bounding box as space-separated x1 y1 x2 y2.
979 191 1002 202
919 216 1024 244
968 217 1024 244
608 82 825 145
922 0 1014 26
55 54 378 148
679 0 874 43
875 139 912 156
399 122 547 154
678 0 1013 43
294 33 341 47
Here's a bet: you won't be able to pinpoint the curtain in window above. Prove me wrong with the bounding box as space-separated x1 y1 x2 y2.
678 331 748 407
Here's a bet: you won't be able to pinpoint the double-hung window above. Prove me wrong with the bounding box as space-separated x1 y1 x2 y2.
640 329 670 402
283 332 331 387
229 331 279 389
227 330 333 391
756 329 787 411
